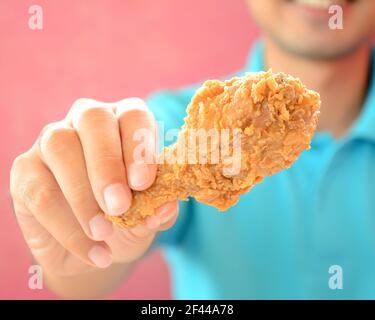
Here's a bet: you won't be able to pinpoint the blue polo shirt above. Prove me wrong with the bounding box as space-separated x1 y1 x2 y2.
146 42 375 299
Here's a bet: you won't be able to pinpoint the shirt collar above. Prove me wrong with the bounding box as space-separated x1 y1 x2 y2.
244 41 375 144
244 40 265 72
348 46 375 143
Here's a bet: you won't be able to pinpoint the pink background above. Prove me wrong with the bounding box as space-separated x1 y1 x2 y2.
0 0 258 299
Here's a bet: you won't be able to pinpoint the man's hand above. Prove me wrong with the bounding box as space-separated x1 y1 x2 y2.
10 98 178 279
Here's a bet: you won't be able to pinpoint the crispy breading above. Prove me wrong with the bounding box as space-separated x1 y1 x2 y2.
107 70 321 228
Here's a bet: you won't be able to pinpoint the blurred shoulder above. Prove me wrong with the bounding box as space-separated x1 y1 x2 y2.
146 84 199 126
145 70 244 124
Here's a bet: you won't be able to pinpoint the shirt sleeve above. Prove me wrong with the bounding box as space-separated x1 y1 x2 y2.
145 85 198 248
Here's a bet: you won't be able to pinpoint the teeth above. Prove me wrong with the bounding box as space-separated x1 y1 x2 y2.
294 0 345 9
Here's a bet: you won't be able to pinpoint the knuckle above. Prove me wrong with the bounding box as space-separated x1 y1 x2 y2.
119 97 147 109
39 122 59 139
10 153 28 181
40 124 76 156
22 179 61 213
70 98 97 114
9 152 33 203
117 97 153 120
124 108 152 122
73 105 114 129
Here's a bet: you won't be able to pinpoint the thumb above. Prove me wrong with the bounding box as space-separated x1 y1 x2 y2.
106 201 179 263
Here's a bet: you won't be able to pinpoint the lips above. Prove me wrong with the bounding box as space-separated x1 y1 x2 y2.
284 0 356 19
286 0 357 9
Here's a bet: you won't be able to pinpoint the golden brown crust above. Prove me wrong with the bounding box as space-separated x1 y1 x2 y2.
107 70 321 228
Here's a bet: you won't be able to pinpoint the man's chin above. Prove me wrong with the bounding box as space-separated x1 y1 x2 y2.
269 33 366 60
273 0 366 59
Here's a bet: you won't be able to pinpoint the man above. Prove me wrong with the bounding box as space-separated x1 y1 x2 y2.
9 0 375 299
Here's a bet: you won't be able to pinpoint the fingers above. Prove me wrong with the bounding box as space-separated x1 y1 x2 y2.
11 152 113 269
107 200 179 263
38 122 113 241
126 201 179 239
69 99 132 216
10 96 175 275
116 98 157 191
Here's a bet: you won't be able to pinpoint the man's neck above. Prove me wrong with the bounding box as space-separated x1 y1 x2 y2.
263 38 372 138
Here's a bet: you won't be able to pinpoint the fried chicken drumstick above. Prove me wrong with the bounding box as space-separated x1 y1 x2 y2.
107 70 321 228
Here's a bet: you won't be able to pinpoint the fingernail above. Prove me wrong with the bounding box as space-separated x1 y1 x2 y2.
159 204 177 224
89 214 113 240
147 202 178 229
103 183 131 216
160 212 176 224
88 245 112 268
128 163 150 189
